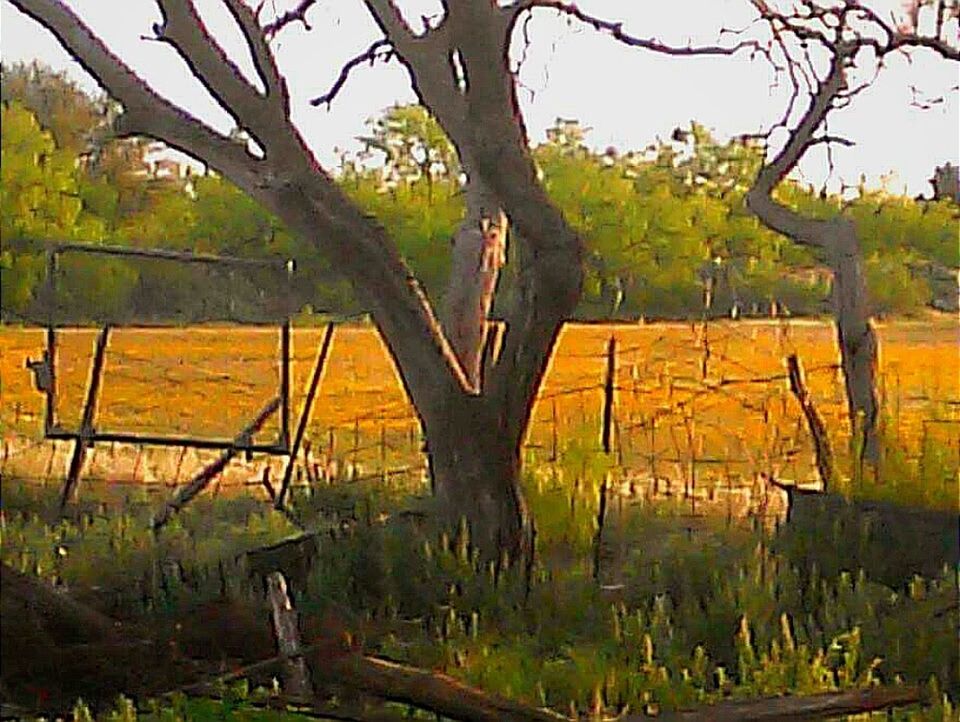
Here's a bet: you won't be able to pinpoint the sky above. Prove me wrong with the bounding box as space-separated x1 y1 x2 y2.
1 0 957 197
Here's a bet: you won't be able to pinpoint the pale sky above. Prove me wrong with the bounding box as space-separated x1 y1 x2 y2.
1 0 957 197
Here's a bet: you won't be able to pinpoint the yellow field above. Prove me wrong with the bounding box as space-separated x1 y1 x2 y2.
1 317 957 490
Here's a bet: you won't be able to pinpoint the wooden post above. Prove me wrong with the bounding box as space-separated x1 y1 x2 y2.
279 320 292 450
278 324 335 509
301 440 316 485
261 466 276 503
132 445 143 482
265 571 314 699
45 251 59 434
379 422 387 480
592 472 609 581
602 335 616 455
613 415 624 467
700 319 710 381
173 445 187 484
786 354 834 492
152 397 280 530
649 417 658 494
352 416 360 468
550 399 559 462
60 326 110 514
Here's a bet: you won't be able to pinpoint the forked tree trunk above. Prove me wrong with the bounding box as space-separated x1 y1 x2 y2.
11 0 582 562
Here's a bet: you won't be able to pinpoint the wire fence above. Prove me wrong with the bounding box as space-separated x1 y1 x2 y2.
1 318 957 517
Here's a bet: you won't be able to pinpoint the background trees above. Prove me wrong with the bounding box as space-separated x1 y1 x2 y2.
2 67 956 326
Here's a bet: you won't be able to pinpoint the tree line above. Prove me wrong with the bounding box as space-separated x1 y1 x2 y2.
2 62 956 325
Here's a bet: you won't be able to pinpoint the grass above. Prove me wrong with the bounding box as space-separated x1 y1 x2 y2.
1 419 957 720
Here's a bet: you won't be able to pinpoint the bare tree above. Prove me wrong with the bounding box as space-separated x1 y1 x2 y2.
500 0 956 472
741 0 959 468
8 0 592 559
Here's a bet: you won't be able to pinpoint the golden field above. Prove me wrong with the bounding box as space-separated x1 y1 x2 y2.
1 317 957 492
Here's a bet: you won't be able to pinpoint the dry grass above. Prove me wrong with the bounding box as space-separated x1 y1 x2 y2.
1 317 956 493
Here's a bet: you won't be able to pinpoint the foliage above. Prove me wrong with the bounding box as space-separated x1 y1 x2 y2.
3 67 956 323
0 101 107 317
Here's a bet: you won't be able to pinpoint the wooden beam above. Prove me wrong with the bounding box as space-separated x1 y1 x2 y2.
277 323 335 509
786 353 834 491
60 326 110 514
152 396 280 530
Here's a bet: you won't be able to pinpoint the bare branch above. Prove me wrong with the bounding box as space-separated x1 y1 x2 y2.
753 0 960 61
745 48 850 244
221 0 289 107
310 39 395 108
363 0 418 54
153 0 275 146
521 0 769 58
808 134 855 147
262 0 316 39
755 48 849 197
8 0 263 189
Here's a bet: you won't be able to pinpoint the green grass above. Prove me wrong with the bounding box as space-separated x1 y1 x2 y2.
1 425 957 720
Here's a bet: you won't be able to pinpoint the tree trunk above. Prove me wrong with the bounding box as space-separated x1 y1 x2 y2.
422 396 528 562
9 0 581 563
829 220 880 466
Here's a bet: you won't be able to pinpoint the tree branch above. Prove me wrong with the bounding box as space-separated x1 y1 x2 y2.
262 0 316 39
519 0 769 57
152 0 279 150
745 48 849 244
363 0 418 53
220 0 289 110
310 39 395 109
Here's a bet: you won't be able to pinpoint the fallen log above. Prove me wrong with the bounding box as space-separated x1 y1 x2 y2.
320 654 569 722
640 684 926 721
0 562 200 712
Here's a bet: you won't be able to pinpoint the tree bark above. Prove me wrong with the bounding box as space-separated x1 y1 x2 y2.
829 221 879 465
422 395 529 562
11 0 582 561
361 0 582 557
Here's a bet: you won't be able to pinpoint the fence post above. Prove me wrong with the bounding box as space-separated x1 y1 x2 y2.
265 571 314 699
173 446 187 484
379 422 387 481
352 416 360 469
592 472 609 581
550 399 559 463
602 335 617 455
649 417 658 495
786 353 834 492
